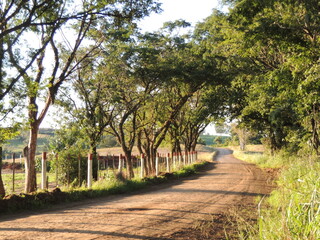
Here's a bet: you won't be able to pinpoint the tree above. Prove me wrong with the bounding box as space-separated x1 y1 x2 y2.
0 1 68 102
133 21 222 174
60 57 114 181
196 3 320 154
54 1 161 182
49 121 89 185
230 123 252 151
7 0 161 193
168 89 212 155
225 0 320 154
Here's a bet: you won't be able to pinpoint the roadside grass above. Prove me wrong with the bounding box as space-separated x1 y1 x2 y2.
1 172 57 195
0 160 211 214
197 151 216 162
231 147 320 240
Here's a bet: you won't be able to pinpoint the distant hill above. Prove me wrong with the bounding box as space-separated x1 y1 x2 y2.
2 128 55 156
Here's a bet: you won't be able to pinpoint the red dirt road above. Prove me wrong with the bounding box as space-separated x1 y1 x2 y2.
0 149 273 240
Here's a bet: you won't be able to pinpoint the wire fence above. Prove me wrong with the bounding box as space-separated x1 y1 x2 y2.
1 151 198 194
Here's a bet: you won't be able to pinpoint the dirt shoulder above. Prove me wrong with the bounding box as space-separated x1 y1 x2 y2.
0 148 274 240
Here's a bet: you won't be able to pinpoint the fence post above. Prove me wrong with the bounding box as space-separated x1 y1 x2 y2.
97 154 100 179
12 153 15 192
140 154 145 178
118 154 123 173
166 153 170 172
55 153 59 187
41 152 47 190
87 153 93 188
78 154 81 186
156 153 159 176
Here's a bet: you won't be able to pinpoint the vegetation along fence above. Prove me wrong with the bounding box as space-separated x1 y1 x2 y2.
1 151 198 193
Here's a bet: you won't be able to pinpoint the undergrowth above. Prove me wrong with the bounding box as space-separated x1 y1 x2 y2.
234 149 320 239
0 161 209 214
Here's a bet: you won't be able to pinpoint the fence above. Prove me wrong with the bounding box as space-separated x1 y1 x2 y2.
1 151 198 193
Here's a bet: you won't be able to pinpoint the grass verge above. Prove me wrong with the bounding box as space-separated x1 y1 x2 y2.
232 148 320 239
0 161 209 215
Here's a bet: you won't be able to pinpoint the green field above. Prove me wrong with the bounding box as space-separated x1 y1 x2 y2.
199 134 230 146
2 128 54 156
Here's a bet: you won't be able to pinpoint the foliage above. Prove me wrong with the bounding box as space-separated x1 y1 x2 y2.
98 135 119 148
48 123 89 185
195 1 320 155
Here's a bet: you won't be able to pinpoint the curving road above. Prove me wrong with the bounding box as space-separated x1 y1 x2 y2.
0 148 273 240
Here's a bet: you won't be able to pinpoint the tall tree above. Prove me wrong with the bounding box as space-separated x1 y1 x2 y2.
6 0 161 193
133 21 222 174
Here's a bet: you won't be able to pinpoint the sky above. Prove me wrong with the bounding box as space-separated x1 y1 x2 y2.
138 0 226 32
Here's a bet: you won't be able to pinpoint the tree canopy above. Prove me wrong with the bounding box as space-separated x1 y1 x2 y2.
2 0 320 193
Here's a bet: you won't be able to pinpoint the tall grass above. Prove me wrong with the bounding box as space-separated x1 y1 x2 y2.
234 149 320 239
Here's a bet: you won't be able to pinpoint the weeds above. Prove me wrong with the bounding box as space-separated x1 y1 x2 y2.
234 149 320 239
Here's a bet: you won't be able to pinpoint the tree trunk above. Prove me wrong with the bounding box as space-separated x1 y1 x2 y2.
141 138 152 176
0 146 5 197
91 144 98 181
191 134 198 151
150 146 157 174
25 125 38 193
124 151 134 179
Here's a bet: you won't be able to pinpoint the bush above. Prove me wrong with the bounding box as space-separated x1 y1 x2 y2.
49 148 87 186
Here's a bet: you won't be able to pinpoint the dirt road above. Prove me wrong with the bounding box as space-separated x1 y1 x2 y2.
0 148 273 240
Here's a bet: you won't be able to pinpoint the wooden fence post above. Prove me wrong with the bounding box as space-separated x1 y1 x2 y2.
12 153 15 192
41 152 47 190
78 154 81 186
87 153 93 188
166 153 170 172
55 153 59 187
97 154 100 179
